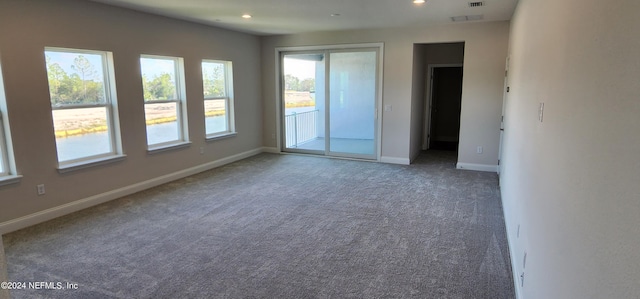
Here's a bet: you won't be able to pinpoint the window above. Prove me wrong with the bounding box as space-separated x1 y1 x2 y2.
202 60 235 137
0 59 19 184
45 48 123 170
140 55 189 149
0 114 8 177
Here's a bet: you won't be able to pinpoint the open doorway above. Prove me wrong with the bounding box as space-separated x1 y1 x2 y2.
410 42 464 155
427 65 463 151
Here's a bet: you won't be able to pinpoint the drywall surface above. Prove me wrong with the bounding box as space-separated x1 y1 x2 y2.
261 22 509 164
409 45 426 162
0 0 262 225
501 0 640 297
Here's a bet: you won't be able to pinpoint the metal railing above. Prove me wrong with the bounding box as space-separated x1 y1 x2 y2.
285 110 318 148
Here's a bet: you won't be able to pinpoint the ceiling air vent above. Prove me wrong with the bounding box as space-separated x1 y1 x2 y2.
469 1 485 7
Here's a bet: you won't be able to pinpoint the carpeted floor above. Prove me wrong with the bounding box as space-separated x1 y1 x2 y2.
3 151 515 298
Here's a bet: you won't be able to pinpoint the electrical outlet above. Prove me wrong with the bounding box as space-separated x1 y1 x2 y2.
476 146 483 154
37 184 45 196
199 147 204 155
538 102 544 122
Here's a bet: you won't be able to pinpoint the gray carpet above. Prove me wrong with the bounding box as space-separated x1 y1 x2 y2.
3 151 515 298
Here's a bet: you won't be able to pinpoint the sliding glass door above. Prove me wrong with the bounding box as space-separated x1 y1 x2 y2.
282 48 379 160
328 51 377 158
282 52 325 154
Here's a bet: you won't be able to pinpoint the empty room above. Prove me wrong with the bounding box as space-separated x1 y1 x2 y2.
1 0 639 298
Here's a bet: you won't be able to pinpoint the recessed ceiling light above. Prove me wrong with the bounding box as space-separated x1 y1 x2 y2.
413 0 426 4
331 13 341 17
242 14 252 19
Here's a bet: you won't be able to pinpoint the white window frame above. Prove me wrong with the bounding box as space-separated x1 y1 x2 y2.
0 112 21 185
45 47 124 172
0 58 20 185
0 98 22 186
0 114 21 184
140 55 190 152
0 113 10 177
202 60 235 139
0 66 8 177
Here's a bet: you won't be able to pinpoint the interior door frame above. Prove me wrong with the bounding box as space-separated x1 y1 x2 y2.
275 43 384 161
498 56 510 176
423 63 463 150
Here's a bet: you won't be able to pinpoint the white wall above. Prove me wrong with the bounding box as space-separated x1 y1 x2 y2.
261 22 510 165
0 0 262 228
410 45 426 162
501 0 640 297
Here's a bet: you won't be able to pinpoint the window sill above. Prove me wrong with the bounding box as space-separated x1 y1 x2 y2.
0 174 23 187
57 155 127 174
206 132 237 142
147 141 192 155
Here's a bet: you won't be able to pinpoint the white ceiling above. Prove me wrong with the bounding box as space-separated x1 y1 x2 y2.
89 0 518 36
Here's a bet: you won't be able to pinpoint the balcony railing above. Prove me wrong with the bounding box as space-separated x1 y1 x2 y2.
285 110 318 148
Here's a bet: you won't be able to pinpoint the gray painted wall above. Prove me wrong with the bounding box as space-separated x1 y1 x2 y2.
261 22 510 165
410 45 426 162
501 0 640 297
0 0 262 225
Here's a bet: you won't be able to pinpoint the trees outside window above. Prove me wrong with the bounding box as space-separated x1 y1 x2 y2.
45 48 121 166
202 60 234 137
140 56 188 149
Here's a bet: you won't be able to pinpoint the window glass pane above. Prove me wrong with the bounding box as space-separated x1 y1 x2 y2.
202 62 226 98
205 99 227 134
145 102 179 145
52 107 112 162
140 58 177 101
45 51 106 106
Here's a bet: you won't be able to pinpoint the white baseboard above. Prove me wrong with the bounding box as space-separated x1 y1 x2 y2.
456 162 498 173
0 147 265 235
261 146 280 154
501 195 523 299
506 226 523 299
380 156 410 165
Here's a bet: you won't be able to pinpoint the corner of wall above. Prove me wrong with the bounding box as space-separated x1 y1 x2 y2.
380 156 411 165
456 162 498 173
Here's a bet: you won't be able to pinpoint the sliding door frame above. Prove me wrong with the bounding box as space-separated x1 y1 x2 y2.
279 50 326 156
275 43 384 161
